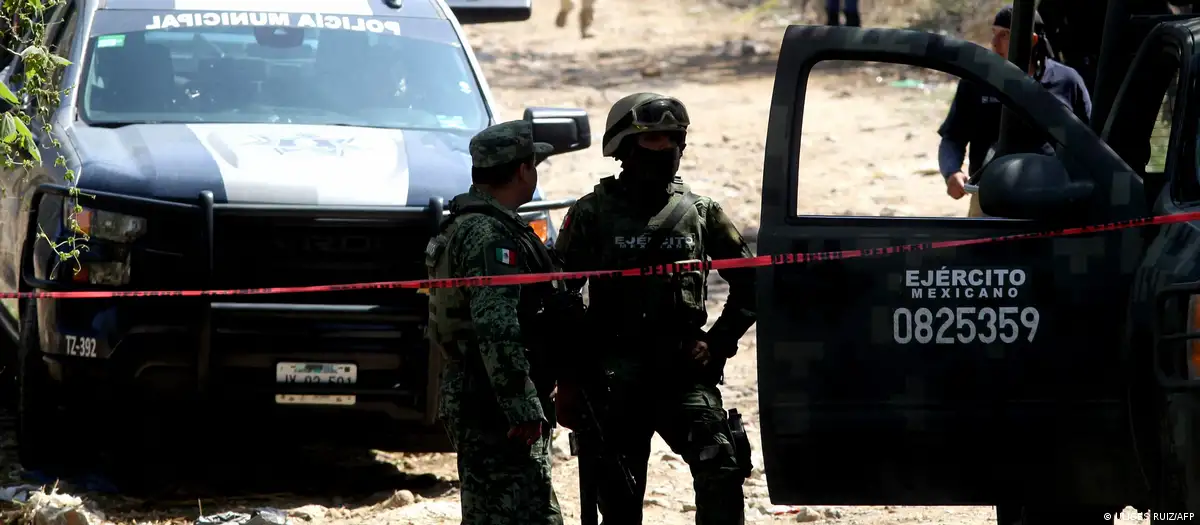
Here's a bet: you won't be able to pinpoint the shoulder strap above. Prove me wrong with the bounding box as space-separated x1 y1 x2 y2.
447 199 558 274
640 190 700 265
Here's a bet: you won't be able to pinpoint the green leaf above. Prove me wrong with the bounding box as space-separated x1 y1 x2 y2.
0 82 17 105
10 118 40 164
10 115 32 140
21 46 47 58
23 136 41 164
0 114 16 144
49 55 71 67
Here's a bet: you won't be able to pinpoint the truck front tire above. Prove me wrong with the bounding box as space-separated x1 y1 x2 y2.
997 504 1118 524
16 299 68 473
1156 393 1200 522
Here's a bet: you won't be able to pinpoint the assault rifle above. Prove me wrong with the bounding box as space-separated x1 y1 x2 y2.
565 367 637 525
539 289 636 525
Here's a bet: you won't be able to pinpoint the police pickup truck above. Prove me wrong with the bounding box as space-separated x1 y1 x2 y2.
756 4 1200 524
0 0 591 471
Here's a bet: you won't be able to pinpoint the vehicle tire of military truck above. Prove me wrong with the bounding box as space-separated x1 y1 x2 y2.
996 504 1117 524
2 301 19 410
16 299 72 473
1 333 16 410
1155 392 1200 522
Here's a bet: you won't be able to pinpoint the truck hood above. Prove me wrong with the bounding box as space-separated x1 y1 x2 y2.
70 123 534 206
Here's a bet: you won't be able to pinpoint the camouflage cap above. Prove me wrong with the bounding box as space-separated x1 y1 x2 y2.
469 120 554 168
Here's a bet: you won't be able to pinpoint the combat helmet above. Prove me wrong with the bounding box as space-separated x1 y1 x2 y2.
602 92 690 158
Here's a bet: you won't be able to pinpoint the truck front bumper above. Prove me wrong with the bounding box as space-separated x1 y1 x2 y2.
20 184 574 444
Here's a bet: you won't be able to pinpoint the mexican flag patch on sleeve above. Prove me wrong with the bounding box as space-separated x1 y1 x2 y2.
495 247 517 266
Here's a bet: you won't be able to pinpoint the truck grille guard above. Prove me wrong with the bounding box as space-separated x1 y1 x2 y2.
1151 280 1200 391
20 183 575 419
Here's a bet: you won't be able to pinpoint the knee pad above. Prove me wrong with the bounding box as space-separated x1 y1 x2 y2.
688 409 752 479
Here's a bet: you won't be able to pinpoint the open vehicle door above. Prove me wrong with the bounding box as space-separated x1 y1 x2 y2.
755 25 1151 509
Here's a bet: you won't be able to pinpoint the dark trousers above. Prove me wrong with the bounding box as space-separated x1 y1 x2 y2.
593 356 746 525
825 0 861 26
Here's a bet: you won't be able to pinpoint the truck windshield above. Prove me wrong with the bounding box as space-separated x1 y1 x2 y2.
79 11 489 132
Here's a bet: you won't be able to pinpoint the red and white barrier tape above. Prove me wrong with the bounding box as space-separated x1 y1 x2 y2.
2 210 1196 299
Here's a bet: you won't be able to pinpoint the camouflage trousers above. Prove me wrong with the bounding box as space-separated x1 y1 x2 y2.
557 0 596 33
559 0 596 12
593 362 746 525
444 410 563 525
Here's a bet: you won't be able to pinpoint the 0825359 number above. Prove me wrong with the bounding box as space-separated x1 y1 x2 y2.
893 306 1039 345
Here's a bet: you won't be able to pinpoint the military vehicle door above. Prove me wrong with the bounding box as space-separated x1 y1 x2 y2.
1124 21 1200 513
755 26 1151 508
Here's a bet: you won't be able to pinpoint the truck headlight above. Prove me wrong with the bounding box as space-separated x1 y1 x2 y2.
79 257 132 286
63 203 148 243
528 217 550 243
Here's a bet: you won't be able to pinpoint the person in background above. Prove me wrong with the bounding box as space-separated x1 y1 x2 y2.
556 0 595 39
825 0 861 27
937 4 1091 217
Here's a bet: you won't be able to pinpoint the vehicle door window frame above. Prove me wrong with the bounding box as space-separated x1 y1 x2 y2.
1097 31 1189 207
46 0 79 97
1175 50 1200 206
1140 44 1185 204
762 27 1135 229
1145 62 1180 175
49 2 79 63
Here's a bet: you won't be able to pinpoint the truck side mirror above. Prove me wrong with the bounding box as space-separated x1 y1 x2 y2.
523 106 591 159
977 153 1095 221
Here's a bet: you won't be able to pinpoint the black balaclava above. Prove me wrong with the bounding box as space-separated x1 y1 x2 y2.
617 132 685 199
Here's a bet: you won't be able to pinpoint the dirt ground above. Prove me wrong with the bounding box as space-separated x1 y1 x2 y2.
0 0 1160 523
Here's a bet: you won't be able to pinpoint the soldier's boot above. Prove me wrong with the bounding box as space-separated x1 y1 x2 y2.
579 7 594 39
844 10 861 27
556 1 573 28
825 10 840 25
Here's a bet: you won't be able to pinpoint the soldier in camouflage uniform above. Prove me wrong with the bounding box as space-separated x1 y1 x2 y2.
424 120 563 525
554 93 758 525
556 0 595 39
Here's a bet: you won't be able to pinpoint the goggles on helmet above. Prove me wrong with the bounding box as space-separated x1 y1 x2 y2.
630 97 689 131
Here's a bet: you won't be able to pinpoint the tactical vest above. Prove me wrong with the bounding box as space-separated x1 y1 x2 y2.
423 192 562 363
586 176 709 340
